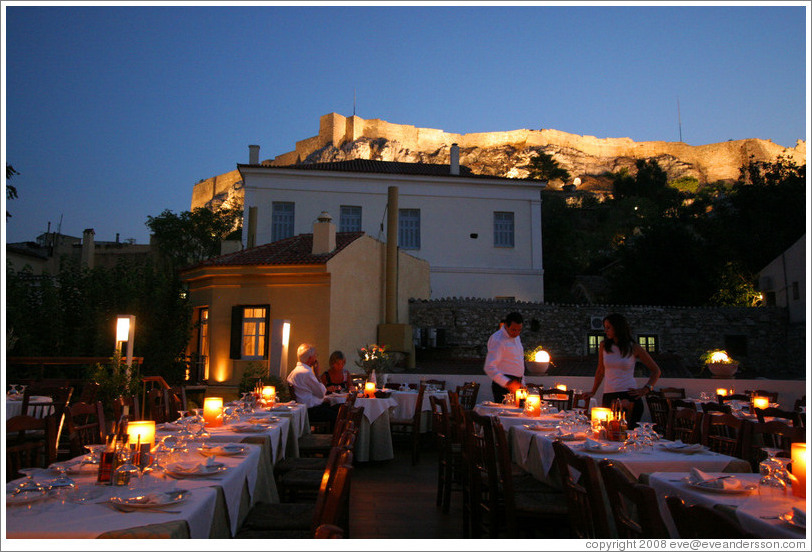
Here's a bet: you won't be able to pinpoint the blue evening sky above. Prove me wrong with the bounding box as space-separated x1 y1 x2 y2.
3 2 809 245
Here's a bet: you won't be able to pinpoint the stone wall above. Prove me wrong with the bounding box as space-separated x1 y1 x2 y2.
408 299 803 378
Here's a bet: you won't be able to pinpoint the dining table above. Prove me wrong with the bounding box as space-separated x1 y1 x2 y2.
389 388 448 433
325 393 397 461
5 441 273 539
644 471 807 539
6 395 54 419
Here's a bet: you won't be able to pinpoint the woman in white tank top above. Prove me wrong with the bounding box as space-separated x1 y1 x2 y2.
584 313 661 429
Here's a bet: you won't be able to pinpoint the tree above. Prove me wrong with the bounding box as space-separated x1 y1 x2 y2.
6 164 19 218
525 151 570 183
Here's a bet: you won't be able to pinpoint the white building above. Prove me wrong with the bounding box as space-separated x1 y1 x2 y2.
238 145 546 302
758 234 806 324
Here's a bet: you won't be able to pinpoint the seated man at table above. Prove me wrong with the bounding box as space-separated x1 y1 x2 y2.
287 343 340 431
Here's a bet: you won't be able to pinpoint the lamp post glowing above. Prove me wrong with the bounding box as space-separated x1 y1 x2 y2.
116 315 135 382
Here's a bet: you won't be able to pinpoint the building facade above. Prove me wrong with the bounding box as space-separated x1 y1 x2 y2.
238 148 546 302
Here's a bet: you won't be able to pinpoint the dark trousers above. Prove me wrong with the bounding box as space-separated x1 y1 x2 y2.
491 376 522 404
602 391 644 430
308 402 340 432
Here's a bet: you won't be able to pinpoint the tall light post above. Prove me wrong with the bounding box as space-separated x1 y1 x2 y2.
116 315 135 379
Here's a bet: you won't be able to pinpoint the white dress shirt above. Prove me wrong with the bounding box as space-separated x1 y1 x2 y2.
286 362 327 408
483 326 525 389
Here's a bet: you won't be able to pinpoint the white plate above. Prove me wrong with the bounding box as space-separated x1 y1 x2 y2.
6 490 49 506
229 424 268 433
582 443 623 454
686 480 756 494
248 416 280 424
659 443 708 454
166 464 227 478
523 424 556 432
270 406 292 412
199 444 247 456
110 489 189 508
779 511 806 531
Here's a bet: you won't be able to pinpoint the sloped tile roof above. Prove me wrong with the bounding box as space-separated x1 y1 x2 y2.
184 231 365 270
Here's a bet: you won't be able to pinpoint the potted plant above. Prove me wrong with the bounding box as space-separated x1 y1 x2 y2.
525 345 551 375
700 349 739 378
355 344 396 381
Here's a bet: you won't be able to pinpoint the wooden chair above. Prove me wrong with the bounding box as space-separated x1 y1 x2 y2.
599 460 670 538
540 388 574 411
670 399 697 411
701 401 732 414
21 385 73 418
666 408 703 443
389 383 426 465
454 382 480 411
314 524 344 538
755 407 802 427
64 401 106 457
297 402 352 458
429 395 462 514
645 394 670 436
701 412 750 458
794 395 805 412
665 496 755 538
551 440 611 538
424 379 446 390
236 448 354 538
144 387 169 423
6 414 58 479
76 382 100 405
165 386 187 421
718 393 750 404
658 387 686 399
112 395 141 424
746 419 806 472
491 418 569 538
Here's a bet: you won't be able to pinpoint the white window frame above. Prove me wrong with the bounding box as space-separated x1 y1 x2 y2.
242 307 267 360
494 211 515 248
399 209 421 250
339 205 362 232
271 202 295 242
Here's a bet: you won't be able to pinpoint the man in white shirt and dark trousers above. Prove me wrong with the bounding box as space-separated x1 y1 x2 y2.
483 312 526 404
286 343 340 430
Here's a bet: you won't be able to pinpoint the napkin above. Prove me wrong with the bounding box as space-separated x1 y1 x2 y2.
556 428 588 441
481 401 501 407
171 456 221 474
583 438 606 450
158 422 182 431
689 468 743 490
661 440 705 453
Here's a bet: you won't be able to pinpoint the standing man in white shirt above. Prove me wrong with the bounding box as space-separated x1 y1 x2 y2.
286 343 339 430
483 312 526 404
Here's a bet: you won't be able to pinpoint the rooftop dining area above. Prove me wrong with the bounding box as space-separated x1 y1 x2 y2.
3 369 808 547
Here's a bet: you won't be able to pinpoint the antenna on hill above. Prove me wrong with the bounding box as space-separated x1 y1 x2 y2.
353 88 356 117
57 213 63 235
677 97 683 142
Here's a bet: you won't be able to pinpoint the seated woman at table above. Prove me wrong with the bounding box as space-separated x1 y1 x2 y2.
583 313 661 430
287 343 340 430
320 350 351 394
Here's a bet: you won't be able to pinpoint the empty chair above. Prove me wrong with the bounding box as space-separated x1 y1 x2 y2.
7 414 58 479
747 419 806 472
296 402 353 459
755 406 802 427
540 388 573 411
701 401 732 415
718 393 750 404
645 394 670 436
658 387 686 399
666 408 703 443
429 394 462 514
65 401 106 457
76 382 100 405
165 386 187 421
701 412 750 458
746 389 779 403
389 383 426 465
112 395 141 423
552 440 611 538
670 399 697 412
572 392 592 416
424 379 446 390
454 382 480 411
665 496 754 538
599 460 670 538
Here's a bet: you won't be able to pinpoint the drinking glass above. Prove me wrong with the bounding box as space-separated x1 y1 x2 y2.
113 449 142 490
11 468 49 497
758 462 788 504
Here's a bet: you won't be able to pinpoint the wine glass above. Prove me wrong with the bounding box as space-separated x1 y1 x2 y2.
11 468 49 497
758 461 788 504
761 447 792 485
113 448 142 490
84 443 106 464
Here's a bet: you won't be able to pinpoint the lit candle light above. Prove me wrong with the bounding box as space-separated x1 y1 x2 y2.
591 407 613 425
791 443 807 498
126 420 156 449
716 388 728 397
525 393 541 417
752 396 770 410
364 381 376 397
515 388 528 406
261 385 276 403
203 397 224 427
555 384 567 392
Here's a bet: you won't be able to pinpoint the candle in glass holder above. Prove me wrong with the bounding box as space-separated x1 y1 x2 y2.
555 384 567 392
591 407 613 425
525 393 541 417
791 443 807 498
261 385 276 404
203 397 224 427
515 388 528 407
752 396 770 410
126 420 156 449
716 388 728 397
364 381 376 397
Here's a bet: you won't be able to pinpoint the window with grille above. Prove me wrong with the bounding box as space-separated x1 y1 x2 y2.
637 334 658 353
587 332 603 355
494 211 515 247
242 307 267 359
271 202 295 242
339 205 362 232
399 209 421 250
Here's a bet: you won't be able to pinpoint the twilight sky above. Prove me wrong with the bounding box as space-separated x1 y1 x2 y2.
3 2 809 245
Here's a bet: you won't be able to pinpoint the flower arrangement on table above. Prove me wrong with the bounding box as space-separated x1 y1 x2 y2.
355 344 396 379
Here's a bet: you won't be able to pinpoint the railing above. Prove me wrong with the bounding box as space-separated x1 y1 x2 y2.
6 356 145 381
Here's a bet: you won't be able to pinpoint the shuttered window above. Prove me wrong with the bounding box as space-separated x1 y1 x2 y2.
398 209 420 250
494 211 515 247
271 202 295 242
339 205 362 232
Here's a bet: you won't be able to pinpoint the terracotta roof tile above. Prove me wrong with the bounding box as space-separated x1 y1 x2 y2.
184 231 365 270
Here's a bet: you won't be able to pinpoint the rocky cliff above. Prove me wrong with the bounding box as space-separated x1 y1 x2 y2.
191 112 806 210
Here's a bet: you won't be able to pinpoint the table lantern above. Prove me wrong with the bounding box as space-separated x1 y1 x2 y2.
555 384 567 392
716 388 728 397
752 396 770 411
524 393 541 417
126 420 156 449
591 407 612 425
203 397 224 427
261 385 276 404
791 443 807 498
364 381 376 398
515 387 528 407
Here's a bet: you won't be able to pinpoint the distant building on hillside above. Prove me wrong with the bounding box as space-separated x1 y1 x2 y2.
758 234 805 324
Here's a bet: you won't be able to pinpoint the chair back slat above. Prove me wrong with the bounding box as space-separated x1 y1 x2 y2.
552 440 610 538
665 496 754 538
701 412 750 458
599 460 669 538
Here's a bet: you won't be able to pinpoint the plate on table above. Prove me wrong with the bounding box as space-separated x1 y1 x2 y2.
199 443 248 456
523 424 556 432
6 490 49 506
686 479 756 494
497 410 522 417
270 405 293 412
166 462 227 478
110 489 189 508
228 423 268 433
248 416 280 424
778 511 806 531
582 442 623 454
658 442 708 454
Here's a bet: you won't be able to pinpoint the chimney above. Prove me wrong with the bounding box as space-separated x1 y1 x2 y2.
450 143 460 175
312 211 336 255
115 233 120 244
249 144 260 165
81 228 95 269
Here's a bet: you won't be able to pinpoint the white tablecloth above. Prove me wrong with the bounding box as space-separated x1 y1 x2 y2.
647 472 806 539
6 396 53 419
6 443 270 539
324 394 395 461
